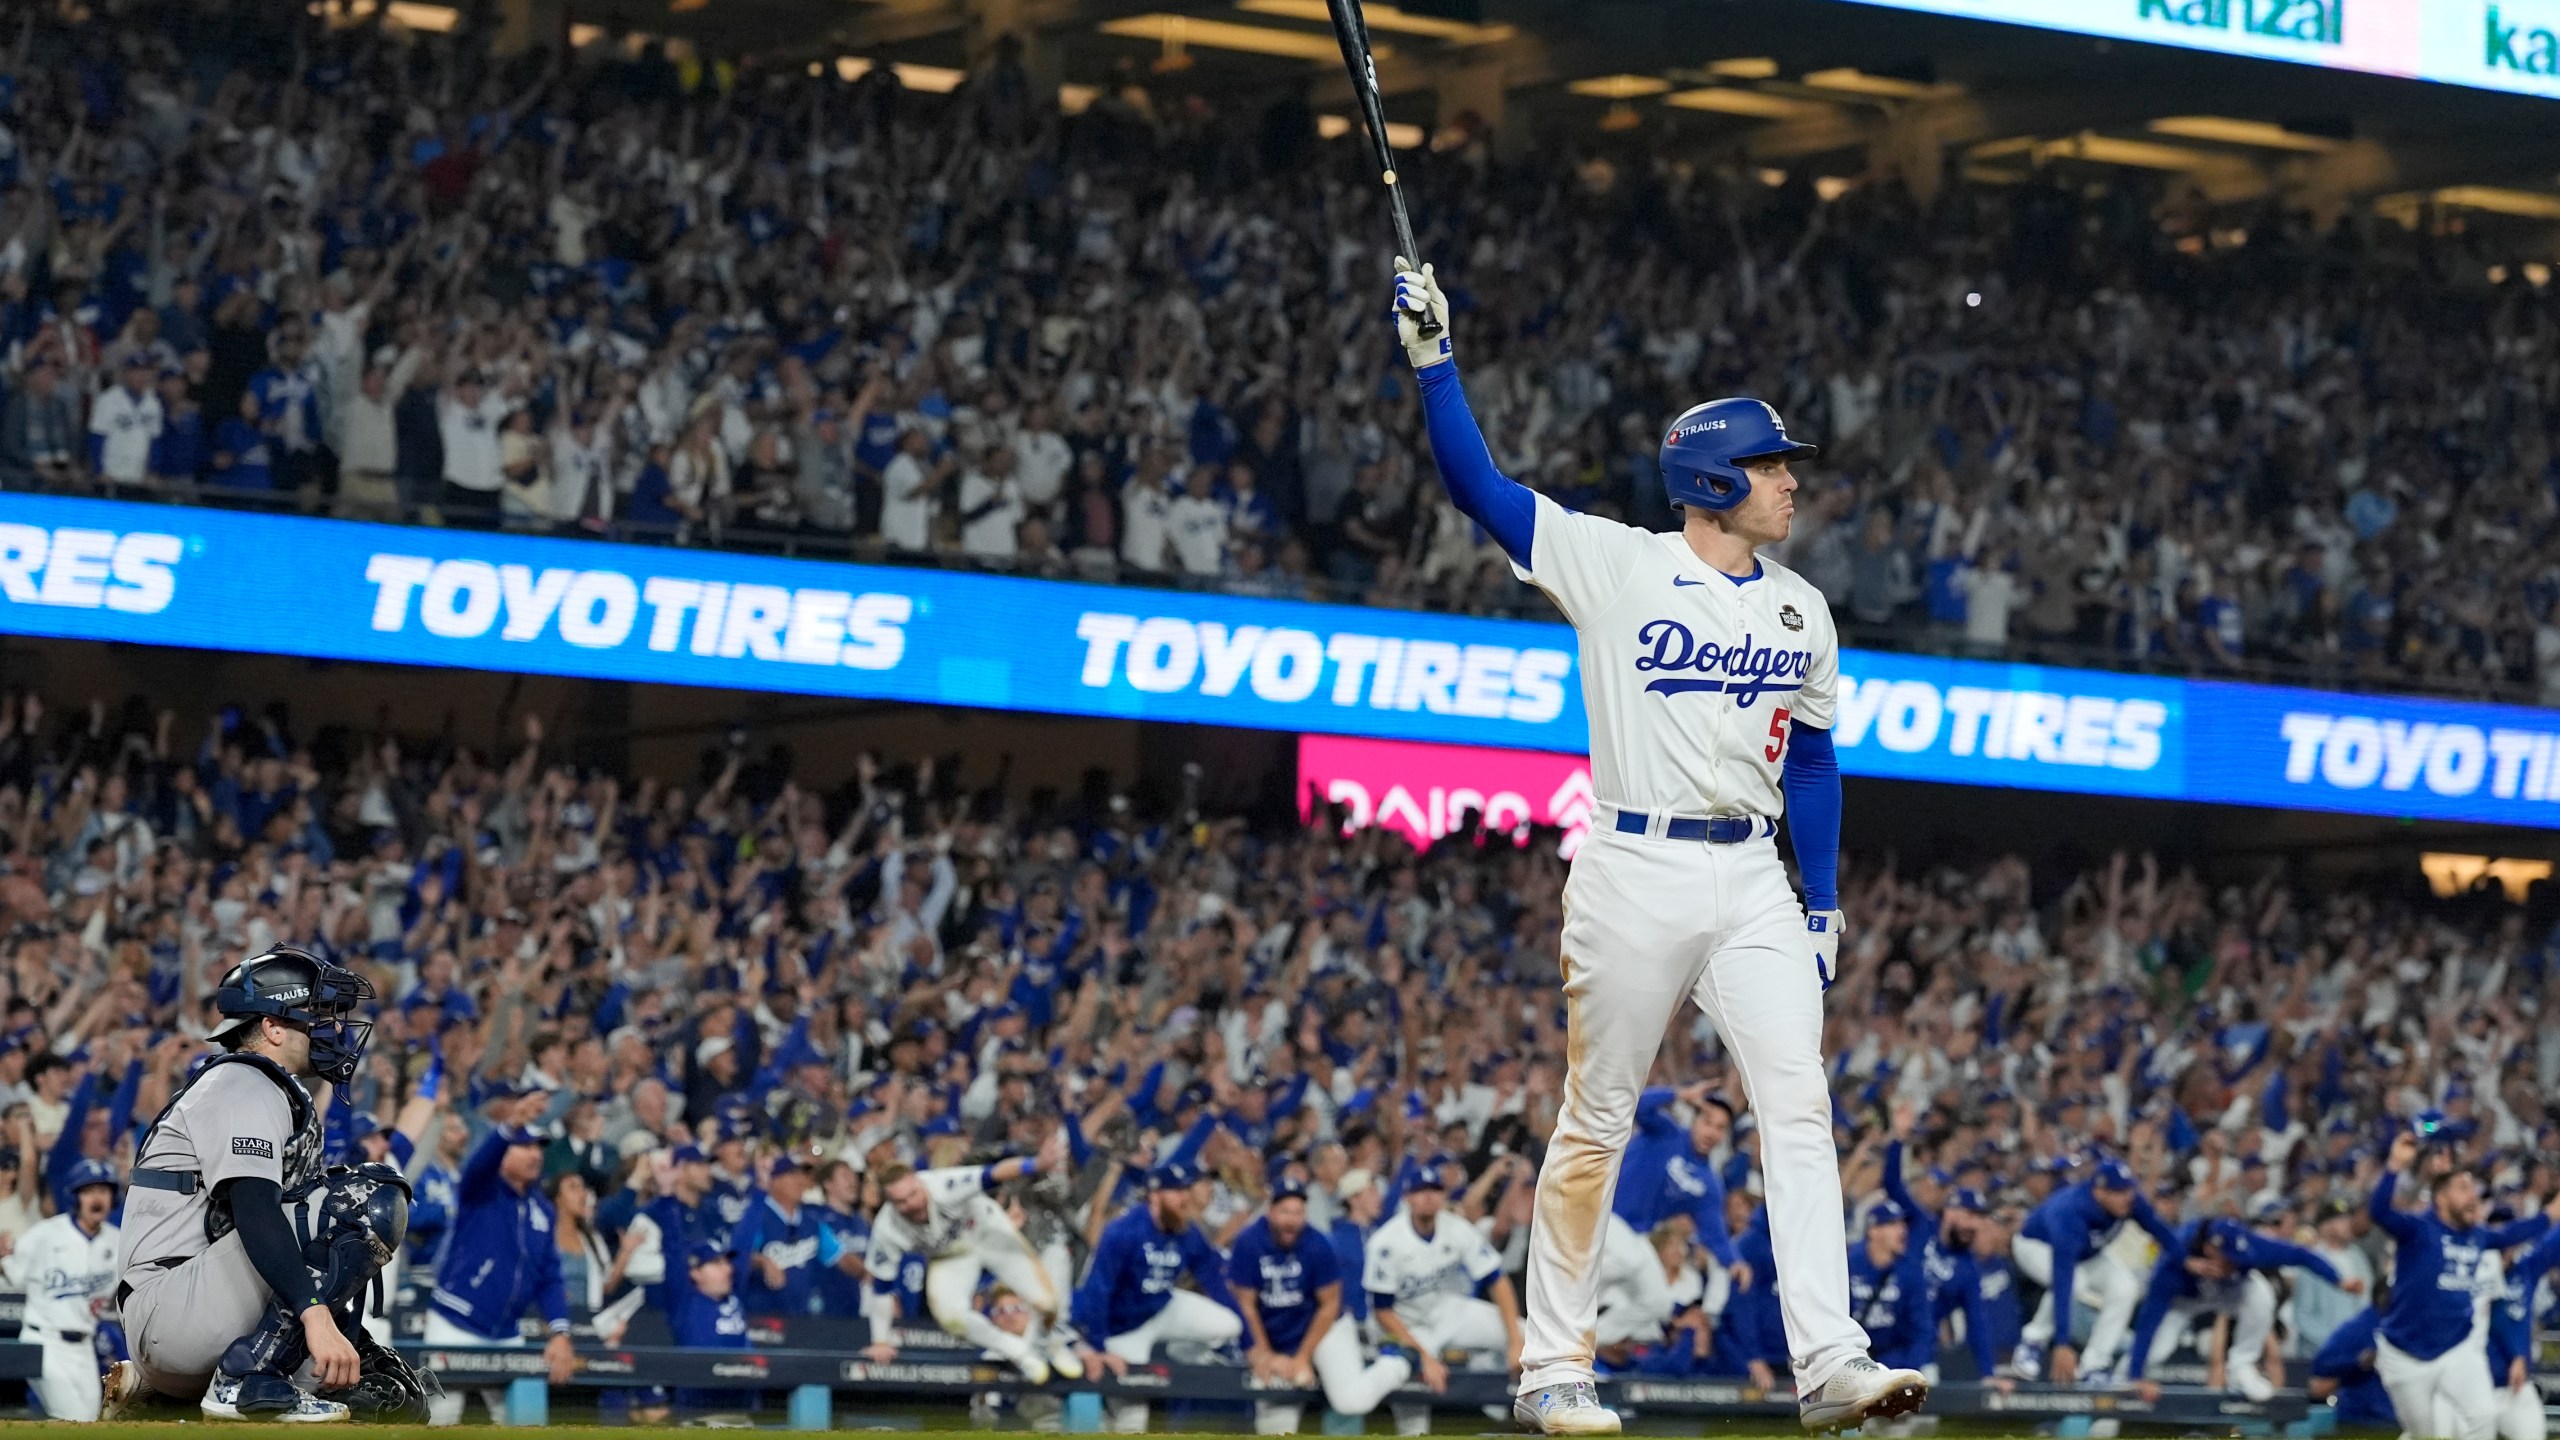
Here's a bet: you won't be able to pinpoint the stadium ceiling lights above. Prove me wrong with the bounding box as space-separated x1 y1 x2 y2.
304 0 456 31
2380 186 2560 222
1799 67 1959 100
1664 87 1828 119
2031 132 2215 171
829 57 967 92
1318 113 1427 147
1565 74 1673 99
1707 57 1780 79
2146 116 2341 153
1234 0 1514 45
1097 13 1378 61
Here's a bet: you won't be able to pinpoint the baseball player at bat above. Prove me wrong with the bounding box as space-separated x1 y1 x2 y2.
102 945 437 1424
1391 259 1927 1435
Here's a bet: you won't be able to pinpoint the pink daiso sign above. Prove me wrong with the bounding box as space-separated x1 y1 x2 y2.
1297 734 1595 856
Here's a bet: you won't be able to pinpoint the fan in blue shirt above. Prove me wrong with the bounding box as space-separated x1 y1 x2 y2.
2366 1131 2555 1439
208 393 275 492
732 1159 827 1318
1226 1177 1411 1433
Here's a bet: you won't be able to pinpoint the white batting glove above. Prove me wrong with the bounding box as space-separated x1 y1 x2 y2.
1391 256 1452 370
1807 908 1844 990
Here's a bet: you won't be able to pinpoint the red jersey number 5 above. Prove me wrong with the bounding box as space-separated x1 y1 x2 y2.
1765 706 1792 764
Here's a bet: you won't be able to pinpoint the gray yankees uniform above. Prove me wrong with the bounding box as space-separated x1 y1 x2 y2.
119 1056 326 1397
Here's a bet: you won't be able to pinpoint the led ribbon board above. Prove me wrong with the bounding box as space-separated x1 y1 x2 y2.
3 493 2556 826
1829 0 2560 102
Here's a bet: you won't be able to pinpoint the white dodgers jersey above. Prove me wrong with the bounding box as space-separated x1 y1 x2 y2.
1364 1211 1504 1327
866 1165 1002 1267
5 1214 120 1335
1514 493 1836 815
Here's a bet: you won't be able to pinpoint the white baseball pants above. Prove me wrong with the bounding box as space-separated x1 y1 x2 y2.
2014 1236 2140 1373
2137 1275 2277 1396
1596 1213 1677 1347
2377 1334 2496 1440
422 1308 523 1426
1104 1290 1244 1433
2497 1377 2546 1440
1251 1320 1415 1433
1392 1296 1513 1436
1520 829 1866 1397
2224 1274 2279 1399
927 1216 1062 1373
22 1326 100 1421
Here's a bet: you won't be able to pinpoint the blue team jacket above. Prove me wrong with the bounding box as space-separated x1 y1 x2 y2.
428 1132 570 1338
1072 1205 1240 1340
1613 1089 1740 1267
2022 1180 2179 1344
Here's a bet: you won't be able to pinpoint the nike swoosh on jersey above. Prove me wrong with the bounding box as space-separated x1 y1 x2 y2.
1671 576 1706 587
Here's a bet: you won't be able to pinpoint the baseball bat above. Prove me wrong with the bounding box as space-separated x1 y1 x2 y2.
1324 0 1441 338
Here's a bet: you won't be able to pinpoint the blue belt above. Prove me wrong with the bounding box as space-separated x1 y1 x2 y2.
1612 810 1768 843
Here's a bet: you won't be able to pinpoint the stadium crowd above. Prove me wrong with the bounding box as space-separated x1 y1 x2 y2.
0 2 2556 705
0 681 2547 1427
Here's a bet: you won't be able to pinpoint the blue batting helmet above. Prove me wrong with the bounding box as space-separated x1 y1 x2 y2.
1659 398 1819 513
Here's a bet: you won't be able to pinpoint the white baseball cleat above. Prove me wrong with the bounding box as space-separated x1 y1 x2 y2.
1012 1350 1052 1386
1045 1329 1086 1381
1513 1380 1622 1434
99 1359 144 1422
1798 1357 1929 1433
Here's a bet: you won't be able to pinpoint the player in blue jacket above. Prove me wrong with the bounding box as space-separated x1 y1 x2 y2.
1711 1202 1790 1387
2487 1218 2560 1440
1882 1127 2001 1380
732 1158 828 1318
421 1126 576 1425
1848 1202 1934 1373
610 1144 728 1315
2127 1217 2357 1399
1612 1087 1746 1284
2307 1309 2398 1430
2368 1130 2556 1440
1228 1177 1412 1435
668 1241 754 1414
2012 1158 2179 1385
1073 1161 1244 1433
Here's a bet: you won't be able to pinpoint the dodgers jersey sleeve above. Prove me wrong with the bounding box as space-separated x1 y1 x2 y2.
1514 493 1654 626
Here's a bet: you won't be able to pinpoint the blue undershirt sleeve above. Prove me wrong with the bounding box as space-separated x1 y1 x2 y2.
1782 722 1841 911
1415 360 1536 567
